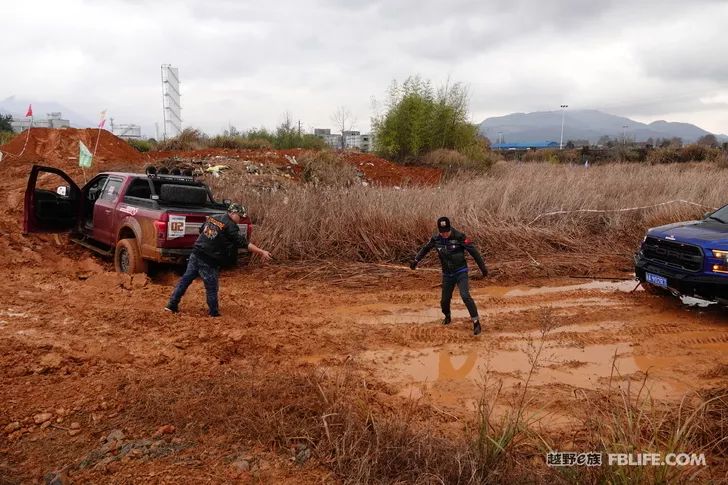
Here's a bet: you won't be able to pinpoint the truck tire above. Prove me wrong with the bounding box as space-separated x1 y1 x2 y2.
114 238 148 274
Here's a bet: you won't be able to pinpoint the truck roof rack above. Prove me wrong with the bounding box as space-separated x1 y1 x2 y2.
148 173 198 183
145 165 197 182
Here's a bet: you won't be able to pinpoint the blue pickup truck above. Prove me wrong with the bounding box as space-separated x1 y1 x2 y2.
635 204 728 305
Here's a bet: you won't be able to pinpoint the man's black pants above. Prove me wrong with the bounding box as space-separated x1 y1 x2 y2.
441 271 479 319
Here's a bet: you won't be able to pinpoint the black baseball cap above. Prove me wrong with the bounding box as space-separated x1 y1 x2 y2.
437 216 451 233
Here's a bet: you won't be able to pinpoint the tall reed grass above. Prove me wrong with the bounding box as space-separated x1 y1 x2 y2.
214 162 728 274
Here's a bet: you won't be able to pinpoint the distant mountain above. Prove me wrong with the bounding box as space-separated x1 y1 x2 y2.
0 96 95 128
479 109 725 144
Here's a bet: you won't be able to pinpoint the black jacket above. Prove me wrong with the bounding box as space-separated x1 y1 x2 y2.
193 213 248 268
414 228 487 276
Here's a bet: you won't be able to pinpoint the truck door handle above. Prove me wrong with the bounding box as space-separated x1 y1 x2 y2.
105 209 111 214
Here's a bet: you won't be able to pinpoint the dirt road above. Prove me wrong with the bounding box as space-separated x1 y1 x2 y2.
1 255 727 482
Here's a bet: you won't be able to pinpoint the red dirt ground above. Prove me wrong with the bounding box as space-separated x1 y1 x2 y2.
1 129 726 483
0 129 442 188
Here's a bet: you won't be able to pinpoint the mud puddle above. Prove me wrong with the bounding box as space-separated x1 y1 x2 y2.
364 343 687 407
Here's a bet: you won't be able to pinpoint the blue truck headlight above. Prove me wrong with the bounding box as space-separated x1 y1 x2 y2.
712 249 728 259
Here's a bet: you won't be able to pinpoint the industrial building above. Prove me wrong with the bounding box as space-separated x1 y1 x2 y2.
111 123 142 140
11 112 70 132
314 128 375 152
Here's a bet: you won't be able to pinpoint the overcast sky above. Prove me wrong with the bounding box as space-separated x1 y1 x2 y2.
3 0 728 137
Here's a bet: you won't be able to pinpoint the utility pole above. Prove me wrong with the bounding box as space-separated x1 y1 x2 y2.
559 104 568 150
298 120 301 136
622 125 628 145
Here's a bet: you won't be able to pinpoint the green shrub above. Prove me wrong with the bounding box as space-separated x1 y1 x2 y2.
0 131 14 146
154 127 207 151
126 138 154 152
238 138 274 150
208 135 244 149
372 76 482 161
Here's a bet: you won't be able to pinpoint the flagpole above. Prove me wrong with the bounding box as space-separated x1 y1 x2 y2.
92 127 102 157
92 110 107 157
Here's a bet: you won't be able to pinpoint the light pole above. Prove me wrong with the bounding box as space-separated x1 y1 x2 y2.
559 104 568 149
497 131 503 149
622 125 628 145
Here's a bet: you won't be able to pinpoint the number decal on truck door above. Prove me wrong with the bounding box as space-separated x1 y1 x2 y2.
168 215 186 239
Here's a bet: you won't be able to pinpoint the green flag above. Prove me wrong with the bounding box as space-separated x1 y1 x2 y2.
79 141 93 168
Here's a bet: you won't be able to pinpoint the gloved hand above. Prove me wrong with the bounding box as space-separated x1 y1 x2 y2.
410 260 417 270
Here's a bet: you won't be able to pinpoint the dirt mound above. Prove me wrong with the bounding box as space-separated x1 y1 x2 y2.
146 148 441 186
339 151 441 186
0 128 145 184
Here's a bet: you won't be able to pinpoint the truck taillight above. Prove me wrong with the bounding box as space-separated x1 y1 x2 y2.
154 220 167 244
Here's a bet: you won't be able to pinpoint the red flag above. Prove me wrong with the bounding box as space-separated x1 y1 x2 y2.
25 104 33 117
98 118 106 129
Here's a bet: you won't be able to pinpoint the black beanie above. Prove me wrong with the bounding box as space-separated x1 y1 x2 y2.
437 216 451 233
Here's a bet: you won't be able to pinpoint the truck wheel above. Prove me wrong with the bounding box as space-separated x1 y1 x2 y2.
114 238 148 274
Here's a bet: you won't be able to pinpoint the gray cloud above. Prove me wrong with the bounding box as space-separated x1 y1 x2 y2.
2 0 727 136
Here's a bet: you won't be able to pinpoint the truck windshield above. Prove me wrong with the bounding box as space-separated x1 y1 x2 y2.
708 205 728 223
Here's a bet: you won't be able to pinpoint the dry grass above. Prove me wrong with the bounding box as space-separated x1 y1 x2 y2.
114 328 727 483
120 366 530 483
213 162 728 275
420 148 498 179
299 151 362 188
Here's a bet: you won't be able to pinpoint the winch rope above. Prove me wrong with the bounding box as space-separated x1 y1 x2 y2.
529 200 718 225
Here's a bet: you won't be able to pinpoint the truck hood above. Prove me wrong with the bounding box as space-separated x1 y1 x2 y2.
648 220 728 246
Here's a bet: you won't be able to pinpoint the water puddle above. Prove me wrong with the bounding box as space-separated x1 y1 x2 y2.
363 342 686 406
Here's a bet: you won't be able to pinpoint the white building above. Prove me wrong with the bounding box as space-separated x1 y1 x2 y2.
11 112 70 132
314 128 375 152
314 128 342 149
111 123 142 140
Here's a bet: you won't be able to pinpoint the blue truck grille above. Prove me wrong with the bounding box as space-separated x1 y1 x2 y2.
642 236 704 272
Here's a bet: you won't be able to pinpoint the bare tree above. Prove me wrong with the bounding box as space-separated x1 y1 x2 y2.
697 134 718 147
331 106 356 149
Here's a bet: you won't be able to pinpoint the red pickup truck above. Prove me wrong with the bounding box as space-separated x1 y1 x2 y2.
23 165 253 273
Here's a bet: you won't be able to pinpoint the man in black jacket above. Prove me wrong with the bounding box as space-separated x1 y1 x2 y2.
410 216 488 335
165 203 271 316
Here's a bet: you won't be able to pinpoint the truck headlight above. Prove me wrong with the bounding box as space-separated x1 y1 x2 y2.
712 249 728 259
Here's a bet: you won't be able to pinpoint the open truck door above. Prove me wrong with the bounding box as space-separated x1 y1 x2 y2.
24 165 82 234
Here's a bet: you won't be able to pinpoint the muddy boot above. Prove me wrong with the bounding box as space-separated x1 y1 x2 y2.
442 315 451 325
473 318 481 336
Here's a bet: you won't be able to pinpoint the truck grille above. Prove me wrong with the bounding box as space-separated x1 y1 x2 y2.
642 236 704 272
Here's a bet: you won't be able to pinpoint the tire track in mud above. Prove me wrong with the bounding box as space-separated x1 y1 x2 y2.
398 325 474 345
626 323 686 338
678 334 728 346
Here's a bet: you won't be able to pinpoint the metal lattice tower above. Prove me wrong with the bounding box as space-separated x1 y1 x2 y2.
161 64 182 139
